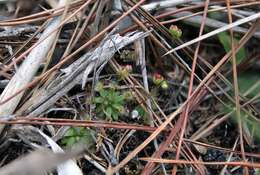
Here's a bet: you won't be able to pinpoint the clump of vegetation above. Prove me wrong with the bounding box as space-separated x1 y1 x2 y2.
93 83 125 121
169 25 182 39
152 72 168 89
117 65 132 80
61 127 95 149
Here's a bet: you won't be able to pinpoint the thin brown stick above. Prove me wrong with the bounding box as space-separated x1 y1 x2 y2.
0 117 164 133
140 158 260 168
225 0 248 174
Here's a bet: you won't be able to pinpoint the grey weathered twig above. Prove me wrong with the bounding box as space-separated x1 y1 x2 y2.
136 39 167 175
0 25 37 39
0 0 68 133
20 31 149 116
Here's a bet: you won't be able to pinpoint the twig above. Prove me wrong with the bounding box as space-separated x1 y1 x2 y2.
0 117 167 133
0 25 37 38
140 158 260 168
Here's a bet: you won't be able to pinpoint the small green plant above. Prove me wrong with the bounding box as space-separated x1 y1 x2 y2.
61 127 95 148
208 12 246 64
152 73 169 89
169 25 182 39
94 85 125 121
117 65 132 80
122 90 134 101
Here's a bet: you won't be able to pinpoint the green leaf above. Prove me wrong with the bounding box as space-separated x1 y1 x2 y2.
94 97 103 103
112 113 118 121
63 137 77 147
113 95 124 103
64 127 77 137
217 32 246 64
104 107 112 118
78 128 95 146
99 89 108 97
62 127 96 149
107 91 114 99
237 71 260 97
112 103 123 111
62 128 79 147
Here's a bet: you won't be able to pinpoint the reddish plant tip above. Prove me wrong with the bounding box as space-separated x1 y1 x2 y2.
124 64 133 72
153 72 163 80
152 72 164 86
